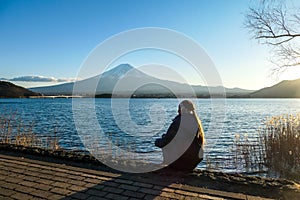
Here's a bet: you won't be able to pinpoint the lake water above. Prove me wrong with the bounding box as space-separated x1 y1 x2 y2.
1 98 300 173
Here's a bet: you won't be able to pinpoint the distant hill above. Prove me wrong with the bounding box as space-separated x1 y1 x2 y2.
249 78 300 98
0 81 41 98
30 64 253 97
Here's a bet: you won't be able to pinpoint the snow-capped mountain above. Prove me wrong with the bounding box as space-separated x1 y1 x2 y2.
30 64 159 95
30 64 253 97
100 64 146 79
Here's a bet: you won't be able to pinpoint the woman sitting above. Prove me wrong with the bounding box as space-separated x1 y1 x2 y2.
155 100 204 171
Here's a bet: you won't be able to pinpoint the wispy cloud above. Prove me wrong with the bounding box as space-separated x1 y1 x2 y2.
4 76 77 83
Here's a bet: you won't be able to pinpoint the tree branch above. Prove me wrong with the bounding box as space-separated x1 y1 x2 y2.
245 0 300 71
256 34 300 45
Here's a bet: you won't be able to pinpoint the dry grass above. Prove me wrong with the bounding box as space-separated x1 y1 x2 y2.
0 112 149 169
232 133 266 174
206 114 300 181
229 114 300 181
260 114 300 180
0 113 60 150
83 134 151 169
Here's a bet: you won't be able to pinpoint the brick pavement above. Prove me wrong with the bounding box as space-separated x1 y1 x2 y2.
0 152 277 200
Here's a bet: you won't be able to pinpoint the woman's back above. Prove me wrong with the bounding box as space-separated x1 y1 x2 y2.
155 100 204 171
163 113 203 171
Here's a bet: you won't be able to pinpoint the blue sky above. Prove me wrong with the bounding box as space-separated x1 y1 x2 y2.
1 0 300 90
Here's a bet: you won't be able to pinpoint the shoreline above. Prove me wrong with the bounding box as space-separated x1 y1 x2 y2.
2 95 300 99
0 144 299 199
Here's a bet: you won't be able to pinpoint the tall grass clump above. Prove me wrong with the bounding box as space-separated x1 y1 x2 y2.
206 113 300 181
0 113 17 144
260 114 300 180
232 133 266 174
231 114 300 181
0 112 60 150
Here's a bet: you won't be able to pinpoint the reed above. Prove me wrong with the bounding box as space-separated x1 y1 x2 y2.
260 114 300 180
0 113 60 150
230 114 300 181
232 133 266 174
205 114 300 181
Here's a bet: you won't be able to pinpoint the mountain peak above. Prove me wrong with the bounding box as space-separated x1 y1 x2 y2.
103 64 134 76
100 63 152 81
114 63 133 70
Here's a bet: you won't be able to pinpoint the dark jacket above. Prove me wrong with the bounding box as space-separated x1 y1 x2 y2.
155 114 203 171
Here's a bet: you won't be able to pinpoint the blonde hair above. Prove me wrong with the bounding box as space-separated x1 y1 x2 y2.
179 100 205 145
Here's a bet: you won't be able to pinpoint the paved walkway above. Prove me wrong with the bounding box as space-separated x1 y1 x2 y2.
0 152 278 200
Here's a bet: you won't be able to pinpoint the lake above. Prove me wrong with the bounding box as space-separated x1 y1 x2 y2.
1 98 300 173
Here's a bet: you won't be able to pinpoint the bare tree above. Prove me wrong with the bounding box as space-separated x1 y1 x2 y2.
245 0 300 73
